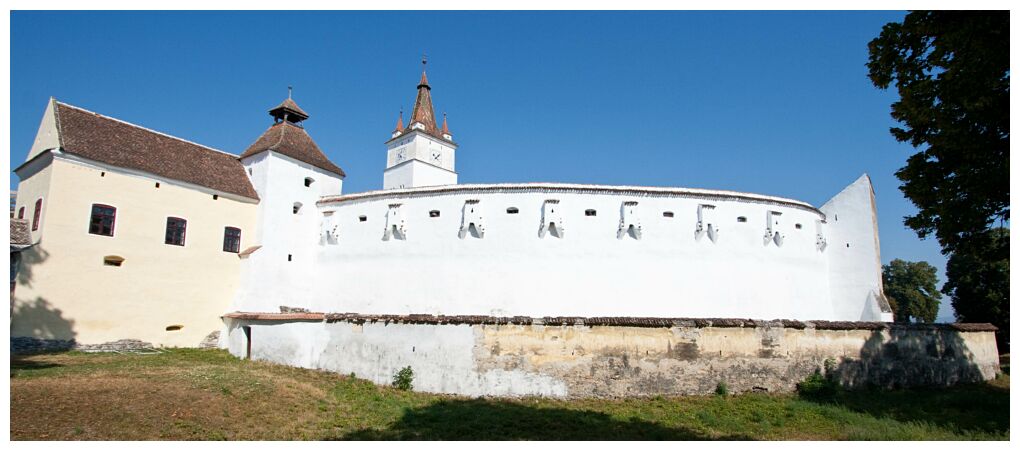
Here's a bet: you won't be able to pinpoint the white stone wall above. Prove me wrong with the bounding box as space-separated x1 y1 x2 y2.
821 175 892 321
234 152 344 311
233 182 879 320
223 318 1000 397
383 160 457 190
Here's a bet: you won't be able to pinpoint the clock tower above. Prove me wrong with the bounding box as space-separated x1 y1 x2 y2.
383 57 459 190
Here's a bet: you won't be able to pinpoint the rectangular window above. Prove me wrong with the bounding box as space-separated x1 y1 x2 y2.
165 217 187 246
17 207 24 219
223 227 241 253
31 199 42 231
89 204 116 236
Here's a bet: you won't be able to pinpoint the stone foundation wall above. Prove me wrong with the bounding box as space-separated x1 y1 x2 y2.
223 314 999 398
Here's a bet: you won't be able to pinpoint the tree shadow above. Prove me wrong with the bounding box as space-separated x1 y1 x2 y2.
10 297 77 353
14 244 49 288
801 328 1007 435
10 356 63 371
336 398 754 440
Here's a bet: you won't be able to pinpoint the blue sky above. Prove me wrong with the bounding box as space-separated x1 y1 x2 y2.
9 11 955 320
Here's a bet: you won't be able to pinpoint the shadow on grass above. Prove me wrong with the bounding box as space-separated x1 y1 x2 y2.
338 398 753 440
796 328 1009 436
10 356 63 372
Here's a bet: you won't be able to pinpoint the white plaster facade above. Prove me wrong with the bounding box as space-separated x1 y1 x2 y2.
230 180 891 322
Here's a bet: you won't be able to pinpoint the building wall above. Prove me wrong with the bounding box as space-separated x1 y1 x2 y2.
383 160 457 190
11 156 258 347
233 151 343 311
224 316 1000 397
236 187 842 319
822 175 892 321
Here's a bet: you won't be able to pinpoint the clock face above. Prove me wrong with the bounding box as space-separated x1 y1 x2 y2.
431 150 442 163
396 148 406 162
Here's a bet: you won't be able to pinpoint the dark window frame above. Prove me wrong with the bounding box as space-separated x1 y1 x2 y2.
223 226 242 253
31 199 42 231
17 206 24 219
165 217 187 246
89 204 117 237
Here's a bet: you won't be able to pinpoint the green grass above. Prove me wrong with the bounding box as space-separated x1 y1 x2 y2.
10 349 1010 440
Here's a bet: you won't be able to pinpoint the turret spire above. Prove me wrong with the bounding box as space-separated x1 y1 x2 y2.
393 108 405 132
268 88 309 125
441 112 451 136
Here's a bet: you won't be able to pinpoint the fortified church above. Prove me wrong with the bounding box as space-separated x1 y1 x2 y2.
14 60 992 398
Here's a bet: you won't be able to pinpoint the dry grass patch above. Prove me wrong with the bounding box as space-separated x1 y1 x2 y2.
10 349 1010 440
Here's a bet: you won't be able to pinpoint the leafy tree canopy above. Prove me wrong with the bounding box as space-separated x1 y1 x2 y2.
882 259 941 323
944 228 1009 335
867 11 1009 254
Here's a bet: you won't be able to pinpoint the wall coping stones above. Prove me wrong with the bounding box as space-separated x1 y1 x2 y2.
222 312 997 332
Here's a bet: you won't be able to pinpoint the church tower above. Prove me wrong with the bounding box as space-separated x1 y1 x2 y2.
383 57 458 189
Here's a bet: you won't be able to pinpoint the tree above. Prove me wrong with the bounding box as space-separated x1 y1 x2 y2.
944 228 1009 347
882 259 941 323
866 12 1009 255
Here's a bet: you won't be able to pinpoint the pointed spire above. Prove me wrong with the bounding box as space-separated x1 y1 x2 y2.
441 112 451 136
393 108 405 132
418 53 430 88
409 55 437 132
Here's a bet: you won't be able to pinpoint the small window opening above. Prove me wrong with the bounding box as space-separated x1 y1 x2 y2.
663 211 674 218
103 255 124 267
164 217 187 246
248 168 253 175
737 216 747 223
166 325 183 331
288 254 293 261
213 194 219 200
223 227 241 253
293 202 303 214
585 209 597 217
834 214 838 221
155 182 160 188
506 207 519 214
846 243 850 248
429 210 440 218
89 204 117 237
359 215 367 222
100 172 105 177
304 177 315 187
795 223 802 230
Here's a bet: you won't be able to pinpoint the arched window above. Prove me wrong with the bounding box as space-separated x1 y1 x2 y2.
506 207 519 214
89 204 116 236
17 206 24 219
31 199 42 231
103 255 124 266
429 210 441 218
165 217 187 246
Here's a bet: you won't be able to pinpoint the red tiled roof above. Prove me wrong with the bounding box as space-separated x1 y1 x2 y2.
387 69 455 145
52 102 259 200
269 98 309 121
240 122 346 177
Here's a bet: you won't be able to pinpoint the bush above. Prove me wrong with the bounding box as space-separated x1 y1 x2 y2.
797 369 842 400
715 381 729 396
392 366 414 391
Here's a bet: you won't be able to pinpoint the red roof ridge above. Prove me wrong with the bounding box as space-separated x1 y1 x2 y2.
53 100 241 159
